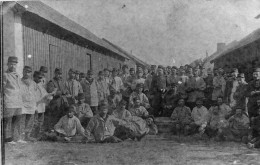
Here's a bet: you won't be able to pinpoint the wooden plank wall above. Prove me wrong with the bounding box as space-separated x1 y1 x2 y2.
22 14 125 81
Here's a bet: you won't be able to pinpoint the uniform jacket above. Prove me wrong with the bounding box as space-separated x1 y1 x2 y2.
3 71 23 109
112 109 132 120
64 79 83 98
129 92 150 109
21 78 39 114
36 82 49 113
129 106 149 118
81 79 99 106
150 74 167 93
97 78 110 102
191 106 208 126
171 106 193 124
85 114 125 142
47 77 67 97
74 103 93 119
186 76 206 102
54 115 85 137
212 76 226 101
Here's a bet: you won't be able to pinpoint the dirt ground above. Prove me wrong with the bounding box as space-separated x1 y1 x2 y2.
4 134 260 165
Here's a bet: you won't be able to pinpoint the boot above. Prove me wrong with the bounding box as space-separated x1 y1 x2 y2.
25 132 37 142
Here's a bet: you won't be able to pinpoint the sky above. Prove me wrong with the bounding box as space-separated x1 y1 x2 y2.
42 0 260 66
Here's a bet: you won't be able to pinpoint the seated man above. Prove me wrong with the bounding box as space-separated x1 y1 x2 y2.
205 106 229 139
220 107 250 142
191 98 209 135
129 83 150 110
247 107 260 148
85 101 126 143
113 100 132 120
209 96 232 119
107 88 121 115
170 98 194 136
44 106 86 142
129 97 149 118
74 93 93 128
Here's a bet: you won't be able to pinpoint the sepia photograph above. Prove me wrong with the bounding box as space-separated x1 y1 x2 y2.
1 0 260 164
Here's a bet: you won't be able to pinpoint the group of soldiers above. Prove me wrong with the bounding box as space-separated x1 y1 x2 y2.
2 56 260 148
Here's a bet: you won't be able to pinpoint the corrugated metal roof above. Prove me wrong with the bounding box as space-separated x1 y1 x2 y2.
13 1 129 60
102 38 149 67
211 28 260 62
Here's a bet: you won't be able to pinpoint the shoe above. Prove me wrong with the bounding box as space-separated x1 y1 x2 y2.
17 140 27 144
7 141 17 145
137 132 147 141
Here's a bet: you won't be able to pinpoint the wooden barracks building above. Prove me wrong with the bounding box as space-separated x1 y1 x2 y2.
1 1 147 80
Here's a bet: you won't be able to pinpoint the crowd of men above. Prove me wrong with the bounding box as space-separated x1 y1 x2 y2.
3 56 260 149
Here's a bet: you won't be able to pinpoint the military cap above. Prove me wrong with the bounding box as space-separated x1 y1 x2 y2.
119 100 127 106
112 68 118 73
196 97 204 102
253 68 260 72
104 68 109 72
87 70 93 75
167 66 171 69
69 68 76 73
55 68 62 74
136 83 144 89
122 64 128 69
77 93 85 100
130 68 135 71
8 56 18 63
23 66 32 73
137 68 143 73
33 71 44 78
238 73 245 78
98 71 104 75
79 72 85 77
171 66 178 70
39 66 48 73
133 97 141 102
75 70 80 75
158 65 164 69
194 66 200 71
151 65 156 68
99 100 109 107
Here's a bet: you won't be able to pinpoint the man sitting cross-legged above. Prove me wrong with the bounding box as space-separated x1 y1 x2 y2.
42 105 86 142
170 98 194 136
85 101 126 143
204 106 229 140
219 107 250 142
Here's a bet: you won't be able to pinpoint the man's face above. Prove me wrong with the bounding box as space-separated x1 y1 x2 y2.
158 68 163 75
137 72 143 78
134 100 141 106
79 99 85 104
123 68 129 73
99 73 104 80
67 110 74 118
112 71 117 77
253 72 260 80
196 100 203 107
119 104 126 110
34 76 42 83
23 70 32 79
217 98 223 105
144 69 148 74
171 68 177 75
88 73 93 79
178 99 184 106
75 74 79 80
55 72 62 79
188 68 193 73
235 109 242 117
7 62 17 72
151 67 156 73
194 70 199 76
213 106 219 115
69 71 75 79
238 77 242 84
100 106 108 115
231 72 237 78
137 87 143 93
130 70 135 75
257 100 260 106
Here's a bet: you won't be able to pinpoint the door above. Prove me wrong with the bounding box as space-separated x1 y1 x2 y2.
49 44 62 79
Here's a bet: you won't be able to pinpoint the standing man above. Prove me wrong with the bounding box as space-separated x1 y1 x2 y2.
142 67 149 79
82 70 99 114
46 68 68 131
204 69 214 108
110 68 124 99
233 73 248 111
186 67 206 109
104 68 112 85
144 65 157 93
132 69 146 91
20 66 38 142
246 68 260 119
97 71 110 103
225 68 239 106
150 65 167 116
64 68 83 105
39 66 48 89
212 68 226 104
167 66 179 88
3 56 23 144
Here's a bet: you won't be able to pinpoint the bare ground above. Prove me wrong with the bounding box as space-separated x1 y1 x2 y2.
4 134 260 165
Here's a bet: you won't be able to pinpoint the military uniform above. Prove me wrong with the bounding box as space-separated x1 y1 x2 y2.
150 65 167 116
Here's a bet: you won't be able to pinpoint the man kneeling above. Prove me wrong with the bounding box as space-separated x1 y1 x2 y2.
85 101 126 143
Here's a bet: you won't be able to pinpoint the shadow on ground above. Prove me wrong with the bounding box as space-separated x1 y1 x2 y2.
4 134 260 165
